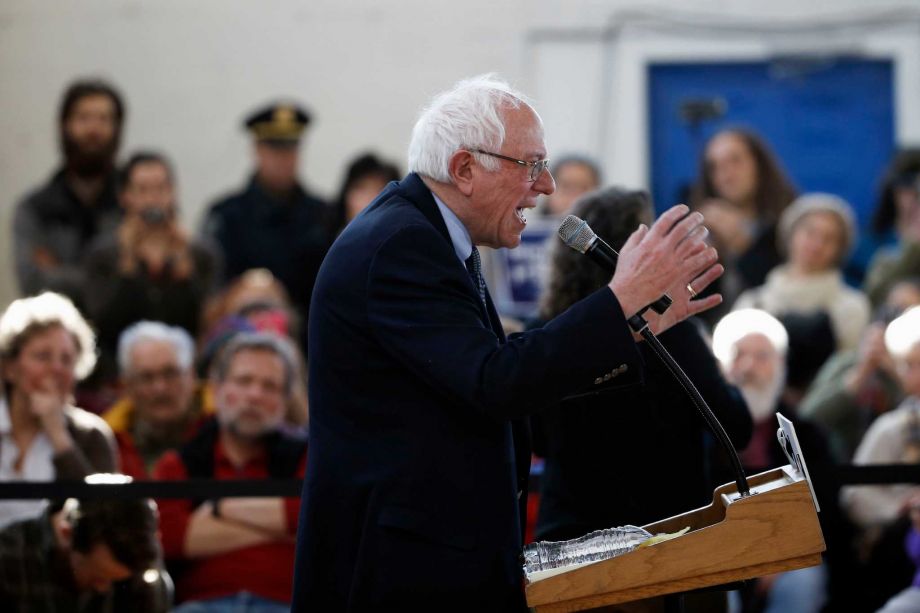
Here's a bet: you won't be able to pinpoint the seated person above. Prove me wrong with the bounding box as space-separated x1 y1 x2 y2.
0 476 167 613
865 149 920 306
83 152 219 384
153 333 306 611
799 279 920 460
734 193 870 352
198 269 308 429
712 309 848 613
200 268 301 355
103 321 211 480
332 152 401 234
878 491 920 613
539 155 601 217
0 293 117 528
840 305 920 609
532 186 751 542
842 305 920 532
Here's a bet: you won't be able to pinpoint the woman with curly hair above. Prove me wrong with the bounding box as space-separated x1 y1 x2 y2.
0 292 118 527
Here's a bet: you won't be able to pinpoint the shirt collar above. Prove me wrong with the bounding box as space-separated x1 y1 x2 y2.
432 192 473 264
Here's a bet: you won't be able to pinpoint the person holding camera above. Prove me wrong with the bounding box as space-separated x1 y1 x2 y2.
83 152 219 387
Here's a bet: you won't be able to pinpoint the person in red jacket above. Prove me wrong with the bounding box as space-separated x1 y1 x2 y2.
102 321 211 480
153 332 305 612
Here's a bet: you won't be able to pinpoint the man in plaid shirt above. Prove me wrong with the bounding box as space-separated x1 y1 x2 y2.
0 495 168 613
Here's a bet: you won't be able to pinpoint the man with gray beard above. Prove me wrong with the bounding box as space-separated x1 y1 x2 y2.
152 332 306 612
712 308 850 613
713 309 790 470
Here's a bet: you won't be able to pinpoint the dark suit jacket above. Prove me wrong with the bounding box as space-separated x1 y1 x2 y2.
291 173 644 611
533 320 753 542
201 176 333 353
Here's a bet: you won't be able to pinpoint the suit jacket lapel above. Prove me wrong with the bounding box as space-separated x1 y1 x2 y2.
400 173 501 334
484 287 506 343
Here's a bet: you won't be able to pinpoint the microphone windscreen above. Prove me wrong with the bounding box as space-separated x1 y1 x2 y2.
558 215 595 254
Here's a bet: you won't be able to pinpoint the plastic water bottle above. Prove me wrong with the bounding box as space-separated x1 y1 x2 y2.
522 525 652 578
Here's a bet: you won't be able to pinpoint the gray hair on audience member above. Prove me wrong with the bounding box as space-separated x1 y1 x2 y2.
712 308 790 366
885 306 920 358
117 321 195 374
0 292 97 380
211 332 298 396
408 73 532 183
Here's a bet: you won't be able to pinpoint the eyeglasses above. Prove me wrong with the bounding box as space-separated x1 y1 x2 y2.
473 149 549 182
129 366 184 387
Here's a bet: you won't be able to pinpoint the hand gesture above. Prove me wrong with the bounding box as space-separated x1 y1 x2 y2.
643 261 724 335
609 204 719 320
118 212 192 278
29 377 73 450
848 323 897 395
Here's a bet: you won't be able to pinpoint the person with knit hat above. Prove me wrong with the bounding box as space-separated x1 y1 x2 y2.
734 193 870 353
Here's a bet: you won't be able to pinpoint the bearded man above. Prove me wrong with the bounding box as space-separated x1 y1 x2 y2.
712 308 848 613
13 79 126 304
153 332 306 612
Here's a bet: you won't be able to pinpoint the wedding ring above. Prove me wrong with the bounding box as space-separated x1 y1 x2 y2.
687 284 697 298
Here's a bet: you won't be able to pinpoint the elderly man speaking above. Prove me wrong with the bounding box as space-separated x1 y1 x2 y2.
292 75 723 610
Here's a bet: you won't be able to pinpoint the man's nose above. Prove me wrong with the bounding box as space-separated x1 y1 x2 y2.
243 382 266 403
733 357 754 377
150 376 170 394
535 168 555 196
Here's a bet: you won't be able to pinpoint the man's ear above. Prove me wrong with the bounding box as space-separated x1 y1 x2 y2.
448 150 476 197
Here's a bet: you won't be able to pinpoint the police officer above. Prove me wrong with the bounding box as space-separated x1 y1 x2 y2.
202 103 333 354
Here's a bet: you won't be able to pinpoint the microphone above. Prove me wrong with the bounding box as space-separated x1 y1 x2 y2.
558 215 672 315
559 215 750 496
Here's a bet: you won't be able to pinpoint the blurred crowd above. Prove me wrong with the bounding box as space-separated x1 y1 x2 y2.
2 77 920 612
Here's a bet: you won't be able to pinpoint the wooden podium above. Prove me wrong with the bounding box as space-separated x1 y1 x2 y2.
525 465 825 612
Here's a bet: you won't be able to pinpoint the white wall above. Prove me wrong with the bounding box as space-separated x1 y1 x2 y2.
2 0 919 307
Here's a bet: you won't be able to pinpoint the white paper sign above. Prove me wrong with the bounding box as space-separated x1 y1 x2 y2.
776 412 820 513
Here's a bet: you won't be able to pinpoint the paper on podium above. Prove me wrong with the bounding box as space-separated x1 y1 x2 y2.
776 412 820 512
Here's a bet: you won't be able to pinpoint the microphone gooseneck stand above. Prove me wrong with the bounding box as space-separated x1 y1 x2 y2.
627 307 751 497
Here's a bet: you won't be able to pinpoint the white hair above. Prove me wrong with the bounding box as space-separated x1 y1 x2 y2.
408 73 532 182
712 308 790 367
117 321 195 374
0 292 97 380
885 306 920 358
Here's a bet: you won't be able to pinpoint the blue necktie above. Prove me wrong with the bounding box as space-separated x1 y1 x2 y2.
465 246 487 308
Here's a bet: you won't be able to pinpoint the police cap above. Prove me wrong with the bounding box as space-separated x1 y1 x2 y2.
244 102 311 144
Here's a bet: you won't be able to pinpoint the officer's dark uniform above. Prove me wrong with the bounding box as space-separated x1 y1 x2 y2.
202 103 333 354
